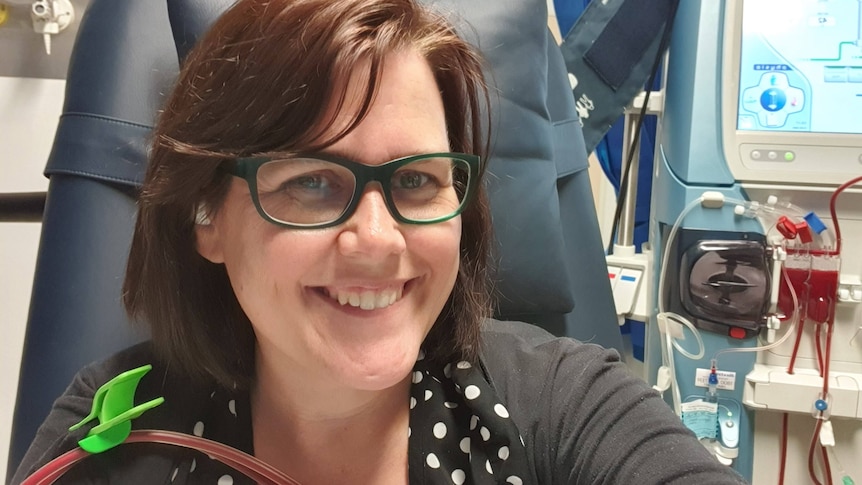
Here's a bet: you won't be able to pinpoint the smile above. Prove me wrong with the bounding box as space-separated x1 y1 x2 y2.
323 285 406 310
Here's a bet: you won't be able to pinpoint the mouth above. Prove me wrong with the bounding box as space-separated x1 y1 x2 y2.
317 281 411 311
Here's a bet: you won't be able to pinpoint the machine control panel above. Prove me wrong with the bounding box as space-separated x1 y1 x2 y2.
721 0 862 185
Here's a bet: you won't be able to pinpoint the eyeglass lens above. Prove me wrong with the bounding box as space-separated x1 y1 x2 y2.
255 156 470 225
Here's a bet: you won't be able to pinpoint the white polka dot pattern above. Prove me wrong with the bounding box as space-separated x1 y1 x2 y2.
171 348 529 484
409 350 528 485
494 403 510 418
452 469 466 484
178 388 269 483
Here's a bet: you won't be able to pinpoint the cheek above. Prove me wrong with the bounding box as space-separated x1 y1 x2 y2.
425 219 462 279
450 220 463 267
222 236 304 330
230 234 304 287
218 220 286 299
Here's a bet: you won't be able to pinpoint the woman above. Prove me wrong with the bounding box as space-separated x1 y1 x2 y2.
14 0 748 483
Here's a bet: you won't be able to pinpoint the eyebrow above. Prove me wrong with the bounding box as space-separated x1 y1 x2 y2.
313 148 449 165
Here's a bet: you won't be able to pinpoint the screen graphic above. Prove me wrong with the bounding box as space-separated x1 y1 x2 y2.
737 0 862 134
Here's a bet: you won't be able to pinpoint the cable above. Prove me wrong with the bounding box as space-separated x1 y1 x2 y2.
827 175 862 256
822 444 834 485
21 430 303 485
784 174 862 257
778 412 788 485
809 418 826 485
656 196 710 415
826 446 856 485
19 446 86 485
815 322 825 375
787 312 807 375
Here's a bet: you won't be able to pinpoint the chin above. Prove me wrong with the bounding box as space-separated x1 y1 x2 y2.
335 345 419 391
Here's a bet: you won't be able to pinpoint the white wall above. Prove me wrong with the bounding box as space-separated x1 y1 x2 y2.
0 75 65 481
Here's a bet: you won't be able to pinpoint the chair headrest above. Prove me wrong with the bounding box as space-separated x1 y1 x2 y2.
167 0 235 63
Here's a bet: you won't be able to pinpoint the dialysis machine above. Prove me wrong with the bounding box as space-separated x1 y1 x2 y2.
645 0 862 483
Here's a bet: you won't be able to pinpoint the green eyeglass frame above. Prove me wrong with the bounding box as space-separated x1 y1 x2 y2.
229 152 481 229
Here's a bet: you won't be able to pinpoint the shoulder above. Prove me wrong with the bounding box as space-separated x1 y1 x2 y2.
477 318 630 439
56 342 208 429
479 318 621 383
477 320 749 484
477 319 631 477
11 343 217 484
68 342 220 435
75 341 164 390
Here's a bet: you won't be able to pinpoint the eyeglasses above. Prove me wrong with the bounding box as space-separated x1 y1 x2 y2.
229 152 481 229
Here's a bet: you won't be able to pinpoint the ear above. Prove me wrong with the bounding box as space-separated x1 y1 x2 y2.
194 206 225 263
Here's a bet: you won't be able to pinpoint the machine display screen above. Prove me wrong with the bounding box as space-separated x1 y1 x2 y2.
736 0 862 134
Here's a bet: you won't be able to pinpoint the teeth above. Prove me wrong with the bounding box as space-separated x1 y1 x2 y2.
329 287 402 310
360 291 375 310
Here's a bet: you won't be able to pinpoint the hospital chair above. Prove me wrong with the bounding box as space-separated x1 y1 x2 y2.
5 0 620 478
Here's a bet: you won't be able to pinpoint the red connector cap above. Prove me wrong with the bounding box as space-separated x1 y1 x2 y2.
795 221 812 243
776 216 797 240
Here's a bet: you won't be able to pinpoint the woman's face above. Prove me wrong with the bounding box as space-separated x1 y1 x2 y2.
196 49 461 392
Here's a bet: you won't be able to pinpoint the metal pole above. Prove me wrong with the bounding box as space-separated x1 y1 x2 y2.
618 112 641 248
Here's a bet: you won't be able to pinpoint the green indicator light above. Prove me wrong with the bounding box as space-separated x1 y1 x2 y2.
784 152 794 161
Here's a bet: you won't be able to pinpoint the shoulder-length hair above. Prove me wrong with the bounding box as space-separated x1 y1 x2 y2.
123 0 493 389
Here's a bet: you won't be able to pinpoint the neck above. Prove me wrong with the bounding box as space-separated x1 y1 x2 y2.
251 347 412 484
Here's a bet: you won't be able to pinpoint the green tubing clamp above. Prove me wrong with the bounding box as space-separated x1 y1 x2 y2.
68 364 165 453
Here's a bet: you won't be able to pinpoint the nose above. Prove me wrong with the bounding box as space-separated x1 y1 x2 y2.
337 186 406 259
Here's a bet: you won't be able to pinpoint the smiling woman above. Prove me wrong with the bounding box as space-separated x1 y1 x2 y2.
12 0 750 484
195 48 464 401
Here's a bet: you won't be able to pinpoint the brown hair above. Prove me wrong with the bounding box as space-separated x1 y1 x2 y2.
124 0 493 389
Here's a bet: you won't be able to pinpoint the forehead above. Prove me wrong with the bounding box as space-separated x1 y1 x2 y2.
317 49 450 163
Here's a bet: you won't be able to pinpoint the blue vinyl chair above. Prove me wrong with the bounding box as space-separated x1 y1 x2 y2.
7 0 619 479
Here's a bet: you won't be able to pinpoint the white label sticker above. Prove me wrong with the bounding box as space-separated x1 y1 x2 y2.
694 368 736 391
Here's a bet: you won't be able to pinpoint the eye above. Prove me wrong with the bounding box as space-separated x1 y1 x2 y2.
289 173 331 191
395 171 432 189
